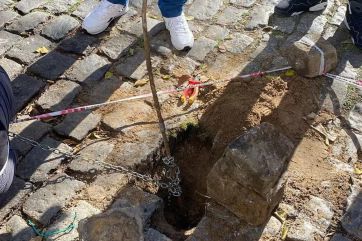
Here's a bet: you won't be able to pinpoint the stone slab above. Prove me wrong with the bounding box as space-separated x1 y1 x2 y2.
15 0 47 14
11 74 45 112
36 79 81 111
64 54 110 85
28 51 76 80
54 112 101 141
0 10 19 28
187 36 217 62
7 12 50 34
58 32 97 55
0 30 22 57
188 0 223 20
16 137 72 182
6 35 54 65
42 15 79 41
23 176 85 225
0 58 23 80
99 34 137 60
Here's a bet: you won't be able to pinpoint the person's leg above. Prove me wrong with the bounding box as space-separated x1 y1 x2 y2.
275 0 328 16
82 0 129 35
345 0 362 48
159 0 194 50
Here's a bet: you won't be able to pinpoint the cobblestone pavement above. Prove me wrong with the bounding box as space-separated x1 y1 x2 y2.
0 0 361 240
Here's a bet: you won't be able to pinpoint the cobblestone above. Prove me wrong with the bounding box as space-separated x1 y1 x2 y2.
0 0 14 11
54 112 101 141
119 18 165 37
58 32 97 55
216 7 246 25
99 34 137 60
224 33 254 54
187 36 217 62
0 215 35 241
68 140 114 173
188 0 223 20
271 15 296 34
246 3 274 29
65 53 110 85
205 25 230 41
11 74 45 112
36 79 81 111
0 30 22 56
0 58 22 80
7 12 51 34
15 0 47 14
42 15 80 41
23 176 85 225
72 0 99 19
6 35 54 65
9 119 52 156
17 137 72 182
0 10 18 28
45 0 79 14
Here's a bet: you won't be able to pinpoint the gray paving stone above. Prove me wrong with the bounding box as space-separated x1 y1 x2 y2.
246 4 274 29
54 112 101 141
7 11 51 34
224 33 254 54
100 34 137 60
9 119 52 156
6 35 54 64
187 36 217 62
272 15 296 34
23 176 85 225
297 13 327 35
68 141 114 173
119 18 165 37
28 51 76 80
0 58 23 80
15 0 47 14
58 32 97 55
0 178 32 221
11 74 45 112
115 50 161 80
0 10 19 28
45 0 79 14
72 0 99 19
0 0 14 11
0 215 35 241
36 80 81 111
230 0 256 7
145 229 171 241
216 7 246 25
16 137 72 182
42 15 79 41
0 31 22 57
188 0 223 20
65 54 110 85
102 101 153 132
205 25 230 41
47 201 101 241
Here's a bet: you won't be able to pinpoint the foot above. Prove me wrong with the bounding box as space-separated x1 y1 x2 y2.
275 0 328 16
345 1 362 48
164 13 194 51
82 0 128 35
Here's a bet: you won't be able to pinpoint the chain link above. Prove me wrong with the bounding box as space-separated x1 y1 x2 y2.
9 132 182 196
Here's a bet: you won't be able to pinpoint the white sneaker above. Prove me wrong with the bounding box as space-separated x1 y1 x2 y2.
82 0 128 35
164 13 194 51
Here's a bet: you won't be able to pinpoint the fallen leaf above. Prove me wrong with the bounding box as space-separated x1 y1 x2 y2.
134 79 149 87
285 69 296 77
105 71 113 79
162 75 171 80
281 224 288 240
35 47 49 54
354 167 362 175
185 15 194 21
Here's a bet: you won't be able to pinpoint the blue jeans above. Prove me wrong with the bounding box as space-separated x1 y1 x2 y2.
108 0 187 18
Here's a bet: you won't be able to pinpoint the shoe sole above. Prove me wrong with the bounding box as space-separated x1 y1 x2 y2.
290 2 328 16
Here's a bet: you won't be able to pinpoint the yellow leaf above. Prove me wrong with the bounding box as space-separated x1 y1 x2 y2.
162 75 171 80
285 69 296 77
134 79 149 87
354 167 362 175
275 210 287 221
281 224 288 240
36 47 49 54
185 15 194 21
105 71 113 79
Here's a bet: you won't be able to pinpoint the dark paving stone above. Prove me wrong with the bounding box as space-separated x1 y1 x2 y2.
36 79 81 111
42 15 79 41
99 34 137 60
58 32 97 55
15 0 47 14
23 176 85 225
0 178 32 221
28 51 76 80
6 35 54 64
65 54 110 85
0 30 22 56
54 112 101 141
9 119 52 156
11 74 45 112
7 11 51 34
17 137 72 182
0 10 19 28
